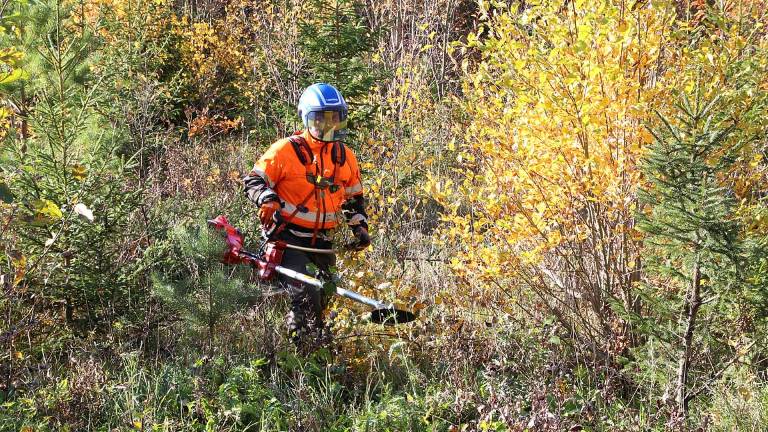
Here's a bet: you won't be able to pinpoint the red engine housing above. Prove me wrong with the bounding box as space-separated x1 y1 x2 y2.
258 241 285 280
208 214 286 281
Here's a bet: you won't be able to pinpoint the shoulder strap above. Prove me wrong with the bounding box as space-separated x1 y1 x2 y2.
287 134 313 166
289 133 346 167
331 142 346 166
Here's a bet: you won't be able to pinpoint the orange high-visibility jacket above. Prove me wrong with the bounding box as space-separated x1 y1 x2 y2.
248 131 364 230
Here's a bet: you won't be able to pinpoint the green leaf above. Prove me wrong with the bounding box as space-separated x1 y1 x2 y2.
564 400 581 415
305 262 319 276
0 182 12 203
322 280 336 297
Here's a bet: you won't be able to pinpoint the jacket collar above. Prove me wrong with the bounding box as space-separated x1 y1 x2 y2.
302 130 336 151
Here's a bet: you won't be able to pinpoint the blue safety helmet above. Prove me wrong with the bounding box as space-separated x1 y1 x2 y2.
298 83 349 142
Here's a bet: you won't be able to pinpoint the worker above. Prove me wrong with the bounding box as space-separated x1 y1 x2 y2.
243 83 370 348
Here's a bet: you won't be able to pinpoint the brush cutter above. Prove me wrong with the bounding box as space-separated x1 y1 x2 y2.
207 215 417 325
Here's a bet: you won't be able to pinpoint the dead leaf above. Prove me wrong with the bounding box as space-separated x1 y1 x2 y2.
74 203 94 222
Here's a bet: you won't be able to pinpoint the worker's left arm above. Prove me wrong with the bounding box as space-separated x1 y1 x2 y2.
340 150 368 231
341 150 370 250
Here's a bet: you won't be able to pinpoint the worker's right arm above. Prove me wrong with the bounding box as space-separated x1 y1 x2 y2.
243 141 285 206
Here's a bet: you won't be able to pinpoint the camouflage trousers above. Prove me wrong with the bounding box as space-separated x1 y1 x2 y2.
276 234 336 349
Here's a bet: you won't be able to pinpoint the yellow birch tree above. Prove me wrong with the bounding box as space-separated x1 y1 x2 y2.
436 0 681 353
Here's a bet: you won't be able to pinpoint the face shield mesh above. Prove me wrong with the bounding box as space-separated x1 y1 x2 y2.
307 110 348 142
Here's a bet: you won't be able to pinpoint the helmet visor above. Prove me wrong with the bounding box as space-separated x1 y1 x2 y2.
307 110 348 142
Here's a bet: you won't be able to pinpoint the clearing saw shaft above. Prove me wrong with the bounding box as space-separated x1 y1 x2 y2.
236 248 393 310
207 215 416 324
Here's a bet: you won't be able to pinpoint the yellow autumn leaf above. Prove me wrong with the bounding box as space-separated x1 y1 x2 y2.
640 128 655 144
31 199 63 226
71 164 87 181
11 253 26 287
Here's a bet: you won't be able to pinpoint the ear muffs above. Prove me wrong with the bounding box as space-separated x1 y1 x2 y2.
289 135 346 167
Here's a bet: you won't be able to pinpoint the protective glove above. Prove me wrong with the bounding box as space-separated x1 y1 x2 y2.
348 225 371 251
259 201 281 227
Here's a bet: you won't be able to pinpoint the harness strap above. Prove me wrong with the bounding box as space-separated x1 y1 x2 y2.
288 133 346 166
269 186 316 239
283 133 346 246
288 133 314 166
331 140 346 166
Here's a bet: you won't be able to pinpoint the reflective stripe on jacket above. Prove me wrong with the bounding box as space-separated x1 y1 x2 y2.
247 131 364 230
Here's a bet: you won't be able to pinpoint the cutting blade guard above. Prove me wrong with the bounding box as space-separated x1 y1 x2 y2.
370 308 418 325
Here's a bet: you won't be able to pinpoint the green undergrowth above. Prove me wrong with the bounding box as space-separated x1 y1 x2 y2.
3 315 768 431
0 347 483 431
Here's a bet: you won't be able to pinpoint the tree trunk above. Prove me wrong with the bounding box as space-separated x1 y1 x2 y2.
675 257 702 417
